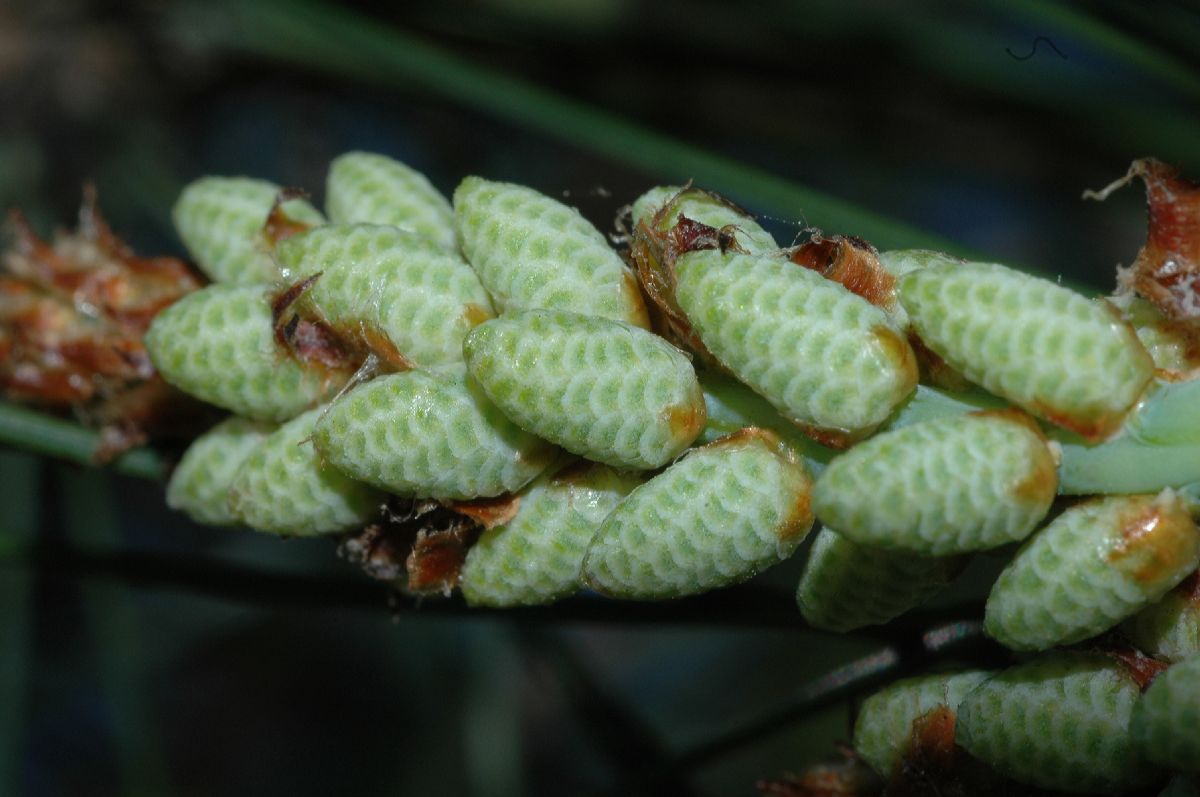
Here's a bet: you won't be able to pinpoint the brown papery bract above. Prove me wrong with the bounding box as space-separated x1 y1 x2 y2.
1086 158 1200 321
786 234 897 311
1 189 210 459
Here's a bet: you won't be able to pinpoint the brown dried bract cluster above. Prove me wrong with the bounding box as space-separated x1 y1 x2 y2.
1087 158 1200 321
338 497 518 596
1 188 207 459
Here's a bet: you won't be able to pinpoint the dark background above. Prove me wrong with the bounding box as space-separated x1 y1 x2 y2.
2 1 1199 795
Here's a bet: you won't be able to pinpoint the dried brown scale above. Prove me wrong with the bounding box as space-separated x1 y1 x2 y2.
271 271 417 372
1087 158 1200 321
262 186 320 246
339 498 486 595
628 184 762 367
786 234 896 311
1104 647 1171 691
269 275 370 373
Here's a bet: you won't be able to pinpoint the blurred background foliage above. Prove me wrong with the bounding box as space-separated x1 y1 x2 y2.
2 1 1199 795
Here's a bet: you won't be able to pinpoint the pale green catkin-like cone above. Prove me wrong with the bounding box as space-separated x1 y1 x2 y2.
852 670 993 778
1132 655 1200 772
325 151 457 251
956 653 1159 793
674 250 917 441
172 176 324 284
463 309 705 470
812 411 1057 556
145 284 349 421
460 460 644 607
629 185 777 253
986 490 1200 651
582 428 813 600
274 224 494 366
166 416 275 526
228 407 383 536
795 527 962 632
312 365 558 500
453 176 649 327
899 260 1155 439
1122 574 1200 662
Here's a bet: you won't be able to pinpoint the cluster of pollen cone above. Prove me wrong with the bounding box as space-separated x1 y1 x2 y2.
9 151 1199 794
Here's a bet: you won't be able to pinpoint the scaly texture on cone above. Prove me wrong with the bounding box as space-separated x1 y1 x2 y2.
899 260 1155 439
582 428 813 599
312 365 558 500
460 460 644 607
673 249 917 443
172 176 324 284
852 669 993 778
144 284 350 421
463 309 705 469
630 185 777 254
795 527 963 632
956 653 1160 794
274 224 493 367
166 416 275 526
228 407 383 536
1122 572 1200 662
325 151 457 251
453 176 649 326
813 410 1057 556
1132 655 1200 772
986 490 1200 651
274 222 443 282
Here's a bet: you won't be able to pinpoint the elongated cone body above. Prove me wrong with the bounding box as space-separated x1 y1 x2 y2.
454 177 649 326
145 284 349 420
460 460 643 607
1132 655 1200 772
630 185 777 253
796 527 962 632
899 261 1155 439
312 365 558 500
986 491 1200 651
1123 573 1200 662
173 176 323 284
166 416 275 526
325 151 457 251
674 250 917 441
275 224 494 366
228 407 382 536
582 428 813 599
852 670 993 777
464 309 704 469
813 410 1057 555
956 653 1159 793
